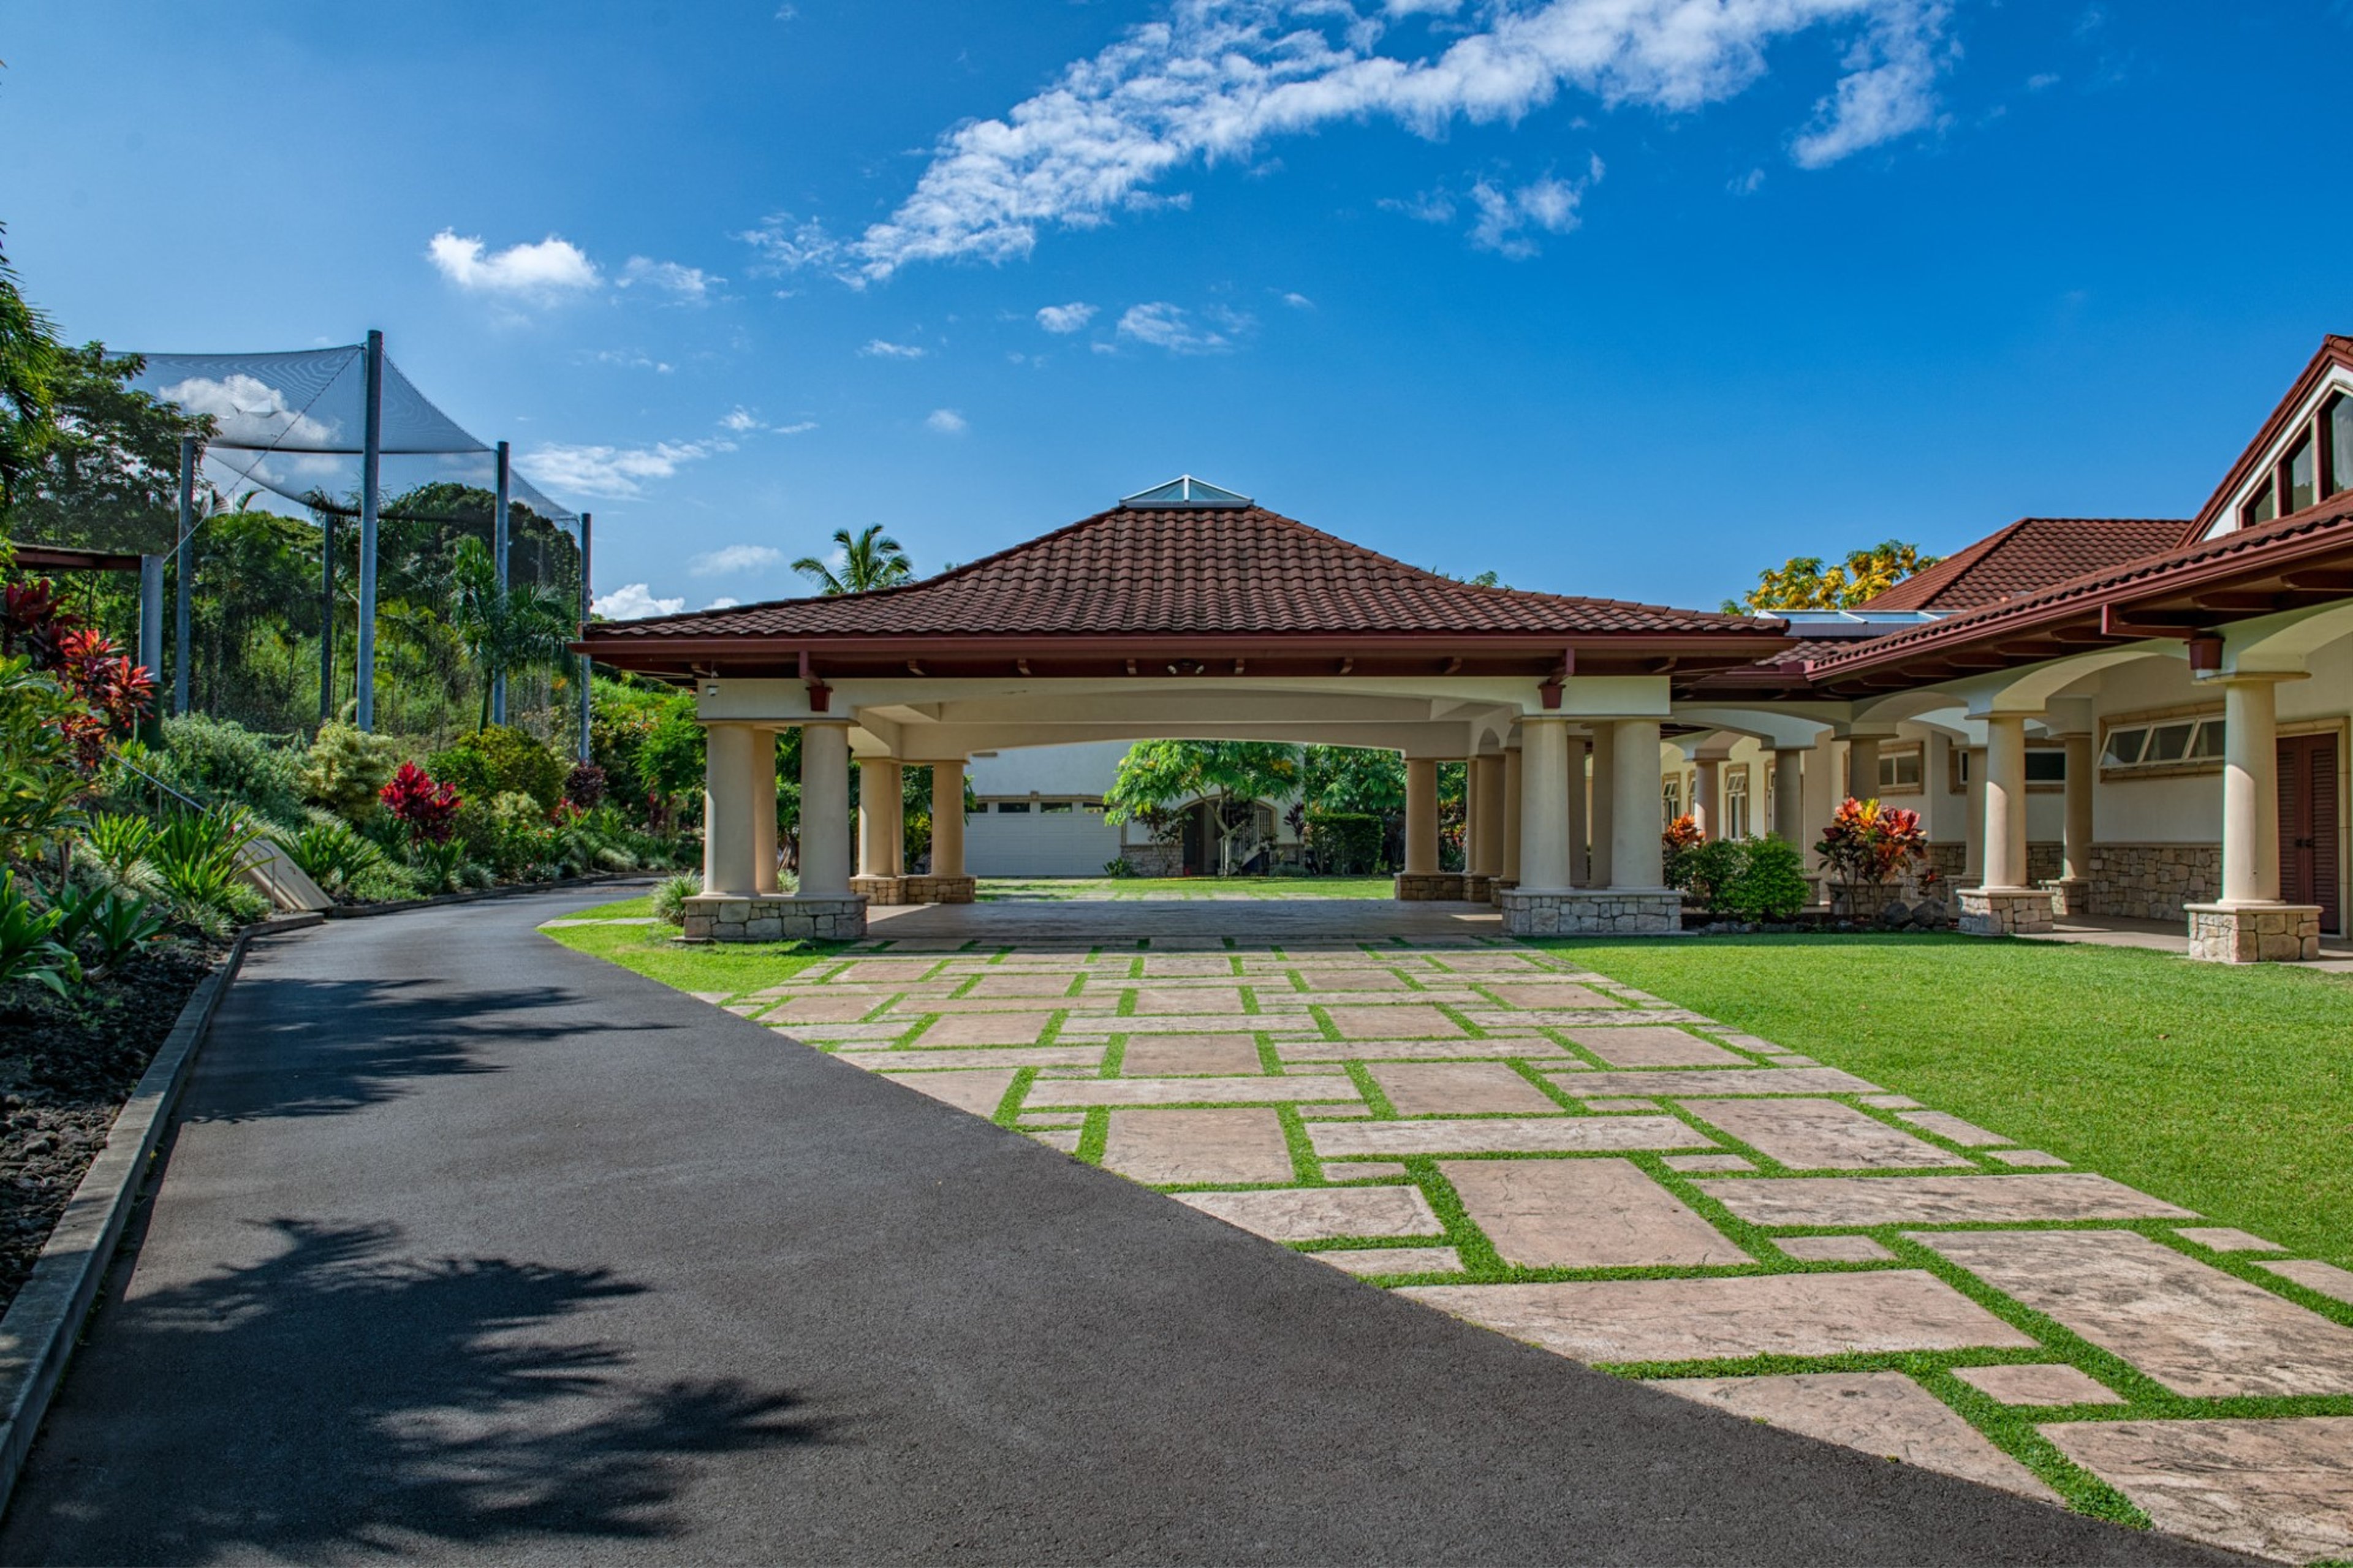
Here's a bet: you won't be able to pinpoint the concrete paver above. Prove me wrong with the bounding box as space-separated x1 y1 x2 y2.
1678 1098 1971 1171
1308 1115 1715 1157
1442 1158 1747 1269
1176 1186 1444 1243
1700 1173 2196 1229
1952 1363 2124 1406
1367 1061 1563 1116
1099 1107 1297 1184
2044 1417 2353 1564
1566 1026 1748 1067
1119 1034 1265 1076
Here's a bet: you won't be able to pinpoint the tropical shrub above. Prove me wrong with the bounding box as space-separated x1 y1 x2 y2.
1305 811 1385 875
1816 798 1928 918
379 761 462 846
1720 835 1812 922
157 713 307 821
53 885 165 971
563 762 608 810
431 724 567 813
298 721 401 820
286 819 384 895
81 810 156 878
48 629 154 767
148 807 262 917
1669 837 1743 914
0 654 90 864
0 871 79 997
653 870 703 926
484 789 560 877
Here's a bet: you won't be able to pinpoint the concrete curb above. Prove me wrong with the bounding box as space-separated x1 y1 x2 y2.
321 871 654 920
0 927 264 1517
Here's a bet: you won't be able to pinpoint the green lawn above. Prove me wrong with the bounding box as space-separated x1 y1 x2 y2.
1537 933 2353 1269
979 876 1393 901
540 896 839 996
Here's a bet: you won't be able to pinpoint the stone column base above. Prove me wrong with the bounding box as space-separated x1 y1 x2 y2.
1958 887 2056 937
2044 877 2093 917
1395 873 1466 901
2184 903 2323 964
681 893 866 943
1500 887 1682 936
1488 877 1517 906
1461 874 1495 903
847 875 977 906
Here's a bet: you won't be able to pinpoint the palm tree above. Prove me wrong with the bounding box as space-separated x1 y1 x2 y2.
447 536 576 730
792 525 913 596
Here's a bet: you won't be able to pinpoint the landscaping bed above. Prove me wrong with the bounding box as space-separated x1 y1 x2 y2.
0 936 224 1317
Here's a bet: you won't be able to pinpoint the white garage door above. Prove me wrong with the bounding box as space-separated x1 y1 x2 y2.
963 808 1124 877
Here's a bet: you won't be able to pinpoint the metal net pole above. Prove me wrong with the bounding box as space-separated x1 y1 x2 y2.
174 435 195 718
355 328 384 731
491 440 510 726
577 511 593 763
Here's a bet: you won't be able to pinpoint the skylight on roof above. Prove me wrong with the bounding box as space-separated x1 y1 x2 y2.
1119 474 1252 509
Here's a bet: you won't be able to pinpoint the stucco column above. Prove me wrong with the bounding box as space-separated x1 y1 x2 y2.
750 730 779 894
2219 676 2284 904
1501 747 1523 884
856 759 902 878
1962 748 1986 885
1847 736 1882 800
1517 718 1571 890
798 721 853 898
1566 735 1589 886
701 722 761 897
1586 724 1616 887
1610 719 1664 889
2062 733 2094 882
930 760 966 877
1404 757 1439 874
1802 743 1836 876
1469 755 1505 877
1771 748 1805 844
1691 756 1721 837
1982 714 2031 888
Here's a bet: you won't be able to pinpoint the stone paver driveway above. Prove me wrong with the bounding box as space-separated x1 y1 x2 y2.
709 929 2353 1566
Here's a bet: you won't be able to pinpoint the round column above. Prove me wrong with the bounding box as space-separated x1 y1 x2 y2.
1517 718 1572 890
1771 749 1805 843
1404 758 1439 874
1848 736 1882 800
1801 741 1836 876
1609 719 1664 890
1984 714 2031 889
856 759 900 878
1691 756 1721 837
930 760 966 877
800 721 854 898
2062 732 2095 882
701 722 760 896
1469 756 1505 877
1566 733 1588 886
1501 747 1523 885
2221 678 2282 904
1962 747 1987 885
750 729 779 894
1586 724 1616 887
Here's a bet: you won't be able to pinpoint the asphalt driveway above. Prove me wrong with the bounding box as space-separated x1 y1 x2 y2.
0 890 2248 1564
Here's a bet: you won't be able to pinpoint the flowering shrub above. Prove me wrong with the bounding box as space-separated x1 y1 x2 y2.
1662 814 1703 852
380 761 462 845
1815 797 1927 917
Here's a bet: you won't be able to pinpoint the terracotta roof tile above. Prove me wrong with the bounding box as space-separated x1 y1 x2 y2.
594 506 1775 641
1863 518 2191 612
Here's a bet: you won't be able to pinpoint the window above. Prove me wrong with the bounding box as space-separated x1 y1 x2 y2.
2026 747 2067 785
1949 748 1973 792
2334 395 2353 495
1039 801 1073 814
2241 480 2278 531
995 801 1031 814
1662 778 1682 820
2284 436 2317 513
2102 716 2225 775
1724 770 1751 838
1877 748 1924 793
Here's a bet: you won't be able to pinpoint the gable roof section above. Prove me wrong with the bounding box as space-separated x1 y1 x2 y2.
2186 334 2353 543
589 505 1776 643
1863 518 2191 612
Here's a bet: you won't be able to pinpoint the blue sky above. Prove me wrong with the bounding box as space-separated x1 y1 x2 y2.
9 1 2352 617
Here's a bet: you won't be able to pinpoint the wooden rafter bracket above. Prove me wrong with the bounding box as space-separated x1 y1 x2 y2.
798 650 832 713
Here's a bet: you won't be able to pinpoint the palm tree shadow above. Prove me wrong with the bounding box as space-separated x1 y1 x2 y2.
12 1219 824 1561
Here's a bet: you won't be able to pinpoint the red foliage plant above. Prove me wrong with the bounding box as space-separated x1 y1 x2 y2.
1 578 83 667
47 629 155 769
380 762 463 844
1662 813 1704 852
1814 797 1928 916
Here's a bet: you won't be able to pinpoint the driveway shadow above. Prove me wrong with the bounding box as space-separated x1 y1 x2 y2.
5 1218 822 1563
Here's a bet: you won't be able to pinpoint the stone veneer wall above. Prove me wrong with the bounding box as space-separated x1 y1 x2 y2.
1957 887 2055 937
2087 844 2220 921
1116 844 1183 877
2186 903 2323 964
1924 843 2063 885
849 875 976 906
681 894 866 942
1394 873 1466 901
1500 888 1681 936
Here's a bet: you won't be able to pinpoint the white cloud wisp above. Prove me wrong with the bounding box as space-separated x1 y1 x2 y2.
594 583 686 620
428 230 602 301
517 438 732 500
692 543 785 576
746 0 1952 279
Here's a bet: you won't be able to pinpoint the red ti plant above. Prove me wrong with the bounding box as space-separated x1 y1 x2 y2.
380 762 463 845
48 629 155 769
1814 797 1928 918
1 578 83 667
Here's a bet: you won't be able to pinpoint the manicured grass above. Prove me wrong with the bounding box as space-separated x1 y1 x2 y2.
979 876 1393 901
1536 933 2353 1269
540 896 840 997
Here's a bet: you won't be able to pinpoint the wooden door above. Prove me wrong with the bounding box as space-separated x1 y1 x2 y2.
2278 734 2342 933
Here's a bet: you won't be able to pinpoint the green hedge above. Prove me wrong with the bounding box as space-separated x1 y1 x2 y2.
1306 811 1385 875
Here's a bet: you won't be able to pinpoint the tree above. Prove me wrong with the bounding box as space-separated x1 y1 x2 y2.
447 535 577 730
6 341 212 554
1300 745 1405 817
793 524 912 596
0 224 63 515
1105 740 1301 876
1722 540 1938 613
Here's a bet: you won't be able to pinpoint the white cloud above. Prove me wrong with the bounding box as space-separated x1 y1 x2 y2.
1115 301 1253 354
619 256 722 302
587 349 674 373
1467 164 1596 256
691 543 784 576
1280 290 1314 309
750 0 1951 280
159 373 340 449
773 420 818 435
1729 166 1767 195
1036 301 1098 333
860 338 927 358
2026 70 2060 91
721 406 761 432
705 596 743 611
427 229 602 301
593 583 685 620
517 438 731 499
926 407 969 434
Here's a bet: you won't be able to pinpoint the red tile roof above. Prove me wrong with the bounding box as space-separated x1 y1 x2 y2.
592 505 1776 642
1862 518 2190 612
2185 334 2353 542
